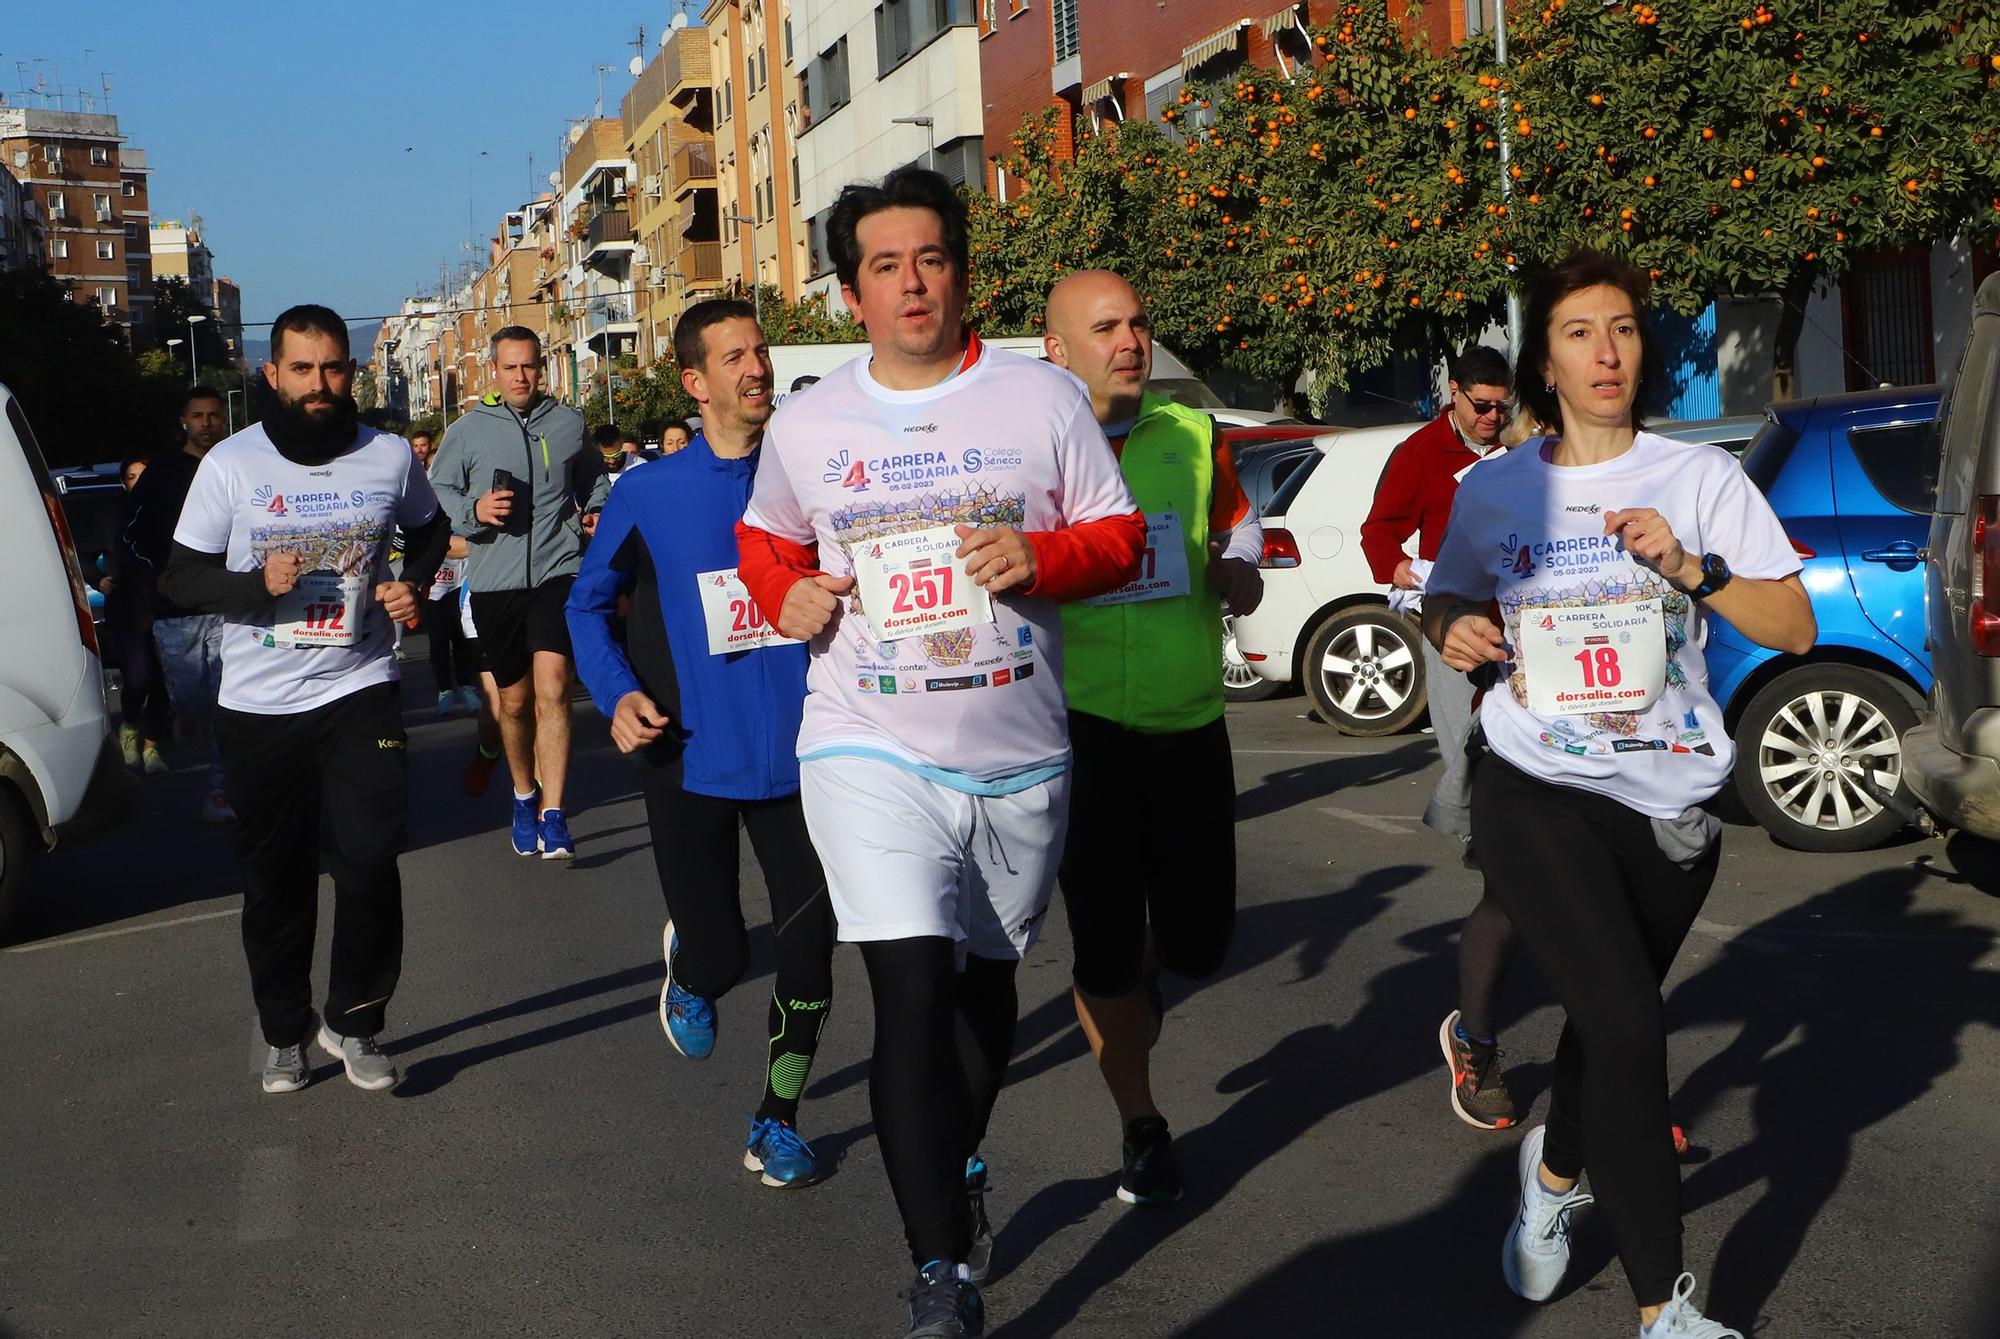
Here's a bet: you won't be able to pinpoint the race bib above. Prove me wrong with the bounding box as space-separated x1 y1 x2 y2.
696 567 801 656
850 524 993 644
1083 512 1192 607
430 558 466 596
1517 598 1668 716
269 572 366 649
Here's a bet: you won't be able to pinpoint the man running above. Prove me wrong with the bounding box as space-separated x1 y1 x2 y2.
1042 269 1263 1205
427 326 606 859
162 304 451 1094
568 298 837 1188
736 166 1144 1338
122 385 234 821
1359 344 1523 1131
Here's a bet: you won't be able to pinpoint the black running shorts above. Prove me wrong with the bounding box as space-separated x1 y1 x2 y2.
469 576 575 689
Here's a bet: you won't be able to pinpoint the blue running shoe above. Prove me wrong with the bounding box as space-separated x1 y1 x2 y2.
965 1154 993 1283
743 1116 826 1187
900 1261 983 1338
510 791 539 856
538 807 575 860
658 921 716 1058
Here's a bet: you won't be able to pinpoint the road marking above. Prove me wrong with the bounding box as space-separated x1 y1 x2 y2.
1319 806 1418 835
2 906 243 954
236 1146 302 1244
1234 748 1376 757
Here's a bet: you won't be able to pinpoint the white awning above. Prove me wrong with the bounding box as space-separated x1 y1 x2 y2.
1259 3 1304 37
1082 71 1130 105
1181 21 1250 73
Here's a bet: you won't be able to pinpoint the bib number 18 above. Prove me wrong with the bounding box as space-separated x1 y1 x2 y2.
1572 646 1622 688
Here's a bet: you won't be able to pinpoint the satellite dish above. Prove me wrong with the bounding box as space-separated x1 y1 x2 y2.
670 13 688 30
568 124 585 145
629 55 644 77
548 170 561 188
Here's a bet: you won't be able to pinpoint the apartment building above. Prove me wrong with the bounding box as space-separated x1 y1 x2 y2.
792 0 984 298
554 118 639 400
117 147 155 346
705 0 810 304
149 218 214 291
373 298 444 419
0 162 44 273
0 108 148 343
622 23 725 366
212 275 243 367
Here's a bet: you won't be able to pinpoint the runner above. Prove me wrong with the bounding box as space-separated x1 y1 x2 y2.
736 166 1145 1338
121 385 234 821
413 428 480 717
1358 344 1524 1130
105 453 170 774
426 325 607 860
1041 269 1262 1205
657 420 692 456
568 297 837 1188
458 580 505 798
1425 250 1814 1339
160 304 452 1095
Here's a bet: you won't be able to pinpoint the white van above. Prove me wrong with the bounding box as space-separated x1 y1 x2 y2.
766 337 1298 426
0 384 135 937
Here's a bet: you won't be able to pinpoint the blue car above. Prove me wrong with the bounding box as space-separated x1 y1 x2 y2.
1706 384 1939 851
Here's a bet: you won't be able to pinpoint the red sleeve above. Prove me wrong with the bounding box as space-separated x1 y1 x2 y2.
1208 428 1253 535
735 518 820 630
1019 509 1147 603
1359 430 1430 585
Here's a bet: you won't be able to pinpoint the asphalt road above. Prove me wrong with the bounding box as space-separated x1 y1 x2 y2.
5 678 1999 1338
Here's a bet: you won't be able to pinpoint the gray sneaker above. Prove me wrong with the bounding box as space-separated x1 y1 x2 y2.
316 1024 400 1091
261 1041 310 1094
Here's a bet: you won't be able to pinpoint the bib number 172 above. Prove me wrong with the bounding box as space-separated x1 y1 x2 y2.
889 567 953 613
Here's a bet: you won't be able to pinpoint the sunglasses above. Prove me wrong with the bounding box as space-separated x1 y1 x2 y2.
1457 389 1513 418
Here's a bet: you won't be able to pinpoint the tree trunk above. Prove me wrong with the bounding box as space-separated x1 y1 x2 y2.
1769 265 1819 405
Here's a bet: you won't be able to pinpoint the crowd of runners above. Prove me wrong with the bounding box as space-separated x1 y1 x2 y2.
140 164 1812 1338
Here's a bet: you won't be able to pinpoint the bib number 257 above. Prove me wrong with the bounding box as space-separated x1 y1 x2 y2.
888 567 953 613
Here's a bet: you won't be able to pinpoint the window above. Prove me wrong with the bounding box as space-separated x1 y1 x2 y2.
122 179 136 197
50 238 68 259
47 190 65 216
1053 0 1079 61
96 240 114 260
722 77 733 121
1842 249 1936 390
1847 420 1940 515
94 192 112 220
97 286 117 309
878 0 915 72
124 222 141 242
783 15 793 61
90 146 110 165
791 151 800 201
42 143 61 165
804 38 851 126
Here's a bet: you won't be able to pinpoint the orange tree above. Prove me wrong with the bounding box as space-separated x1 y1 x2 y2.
1496 0 2000 395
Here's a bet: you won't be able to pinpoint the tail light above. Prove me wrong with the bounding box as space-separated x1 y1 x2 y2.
1788 536 1816 560
40 491 99 656
1973 496 2000 656
1260 527 1301 569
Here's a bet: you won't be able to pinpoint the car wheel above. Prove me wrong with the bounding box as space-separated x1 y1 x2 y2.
0 787 34 944
1302 605 1428 737
1222 614 1281 702
1732 664 1919 852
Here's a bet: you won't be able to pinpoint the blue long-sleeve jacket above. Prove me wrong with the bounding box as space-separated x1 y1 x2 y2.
566 437 807 800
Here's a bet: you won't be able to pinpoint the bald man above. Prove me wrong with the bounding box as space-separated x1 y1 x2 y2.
1043 270 1263 1206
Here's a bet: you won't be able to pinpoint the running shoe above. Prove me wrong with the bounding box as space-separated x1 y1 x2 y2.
1440 1009 1518 1130
538 808 576 860
965 1154 994 1283
201 789 235 824
142 745 168 776
658 921 717 1058
1641 1274 1742 1337
743 1116 826 1187
1117 1115 1183 1206
510 791 539 855
434 690 454 717
456 685 484 715
315 1024 400 1091
1502 1124 1593 1302
261 1040 310 1094
119 723 140 766
899 1261 984 1338
464 745 501 798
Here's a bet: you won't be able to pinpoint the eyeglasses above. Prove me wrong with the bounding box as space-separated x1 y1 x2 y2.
1457 389 1512 418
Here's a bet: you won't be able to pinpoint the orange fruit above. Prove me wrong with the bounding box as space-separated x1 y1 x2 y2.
1701 127 1715 140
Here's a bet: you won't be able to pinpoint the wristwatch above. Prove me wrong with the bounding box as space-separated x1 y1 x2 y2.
1690 552 1732 601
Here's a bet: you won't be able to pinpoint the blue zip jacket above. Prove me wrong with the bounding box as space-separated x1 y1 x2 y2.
566 435 807 800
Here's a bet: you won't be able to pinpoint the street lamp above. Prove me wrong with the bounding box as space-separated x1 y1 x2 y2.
724 213 760 324
226 387 246 435
187 313 209 385
891 115 936 172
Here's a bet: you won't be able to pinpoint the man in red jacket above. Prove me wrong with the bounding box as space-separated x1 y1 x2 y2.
1359 344 1523 1132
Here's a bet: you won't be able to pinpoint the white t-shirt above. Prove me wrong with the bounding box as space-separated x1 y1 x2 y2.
1428 431 1799 817
742 342 1139 789
174 424 441 715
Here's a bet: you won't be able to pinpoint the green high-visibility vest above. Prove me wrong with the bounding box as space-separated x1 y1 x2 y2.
1063 392 1225 733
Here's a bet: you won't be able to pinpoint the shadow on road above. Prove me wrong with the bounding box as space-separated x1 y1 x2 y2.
1234 739 1438 822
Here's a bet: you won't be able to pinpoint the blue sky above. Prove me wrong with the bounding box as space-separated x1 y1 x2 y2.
3 2 688 334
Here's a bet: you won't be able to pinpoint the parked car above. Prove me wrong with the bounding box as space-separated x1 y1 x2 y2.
1221 434 1326 701
1230 423 1431 734
0 386 135 937
1905 273 2000 839
1707 385 1938 851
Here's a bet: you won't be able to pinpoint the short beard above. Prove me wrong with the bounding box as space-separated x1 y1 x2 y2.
270 391 360 459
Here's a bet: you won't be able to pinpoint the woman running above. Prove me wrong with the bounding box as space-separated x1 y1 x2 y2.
1424 249 1815 1339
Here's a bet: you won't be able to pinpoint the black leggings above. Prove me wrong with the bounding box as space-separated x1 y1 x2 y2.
114 613 172 742
641 755 834 1123
861 938 1019 1267
1471 754 1719 1308
425 593 479 692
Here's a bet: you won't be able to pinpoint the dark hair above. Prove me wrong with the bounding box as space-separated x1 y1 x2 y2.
183 384 225 410
673 297 759 373
593 423 622 448
790 374 821 392
408 428 433 443
1447 345 1512 392
120 452 148 472
269 304 350 361
489 325 541 357
1515 250 1658 432
618 428 641 446
826 165 968 295
659 419 693 439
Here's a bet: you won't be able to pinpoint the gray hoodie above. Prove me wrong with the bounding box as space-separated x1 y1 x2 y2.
428 393 608 592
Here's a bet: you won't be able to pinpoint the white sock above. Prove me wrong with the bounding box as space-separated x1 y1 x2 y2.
513 789 536 801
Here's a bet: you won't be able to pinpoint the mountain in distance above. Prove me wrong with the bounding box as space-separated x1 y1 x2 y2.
239 320 380 372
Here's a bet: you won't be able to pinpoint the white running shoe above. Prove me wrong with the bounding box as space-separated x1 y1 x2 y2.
1641 1274 1742 1338
1502 1125 1594 1302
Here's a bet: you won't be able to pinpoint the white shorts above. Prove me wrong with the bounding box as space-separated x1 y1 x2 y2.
799 755 1070 960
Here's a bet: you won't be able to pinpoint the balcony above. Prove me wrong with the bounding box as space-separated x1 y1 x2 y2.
584 209 635 266
672 142 716 198
585 295 638 335
677 193 720 240
679 242 722 284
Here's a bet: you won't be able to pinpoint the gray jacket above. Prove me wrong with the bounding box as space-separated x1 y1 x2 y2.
428 394 608 593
